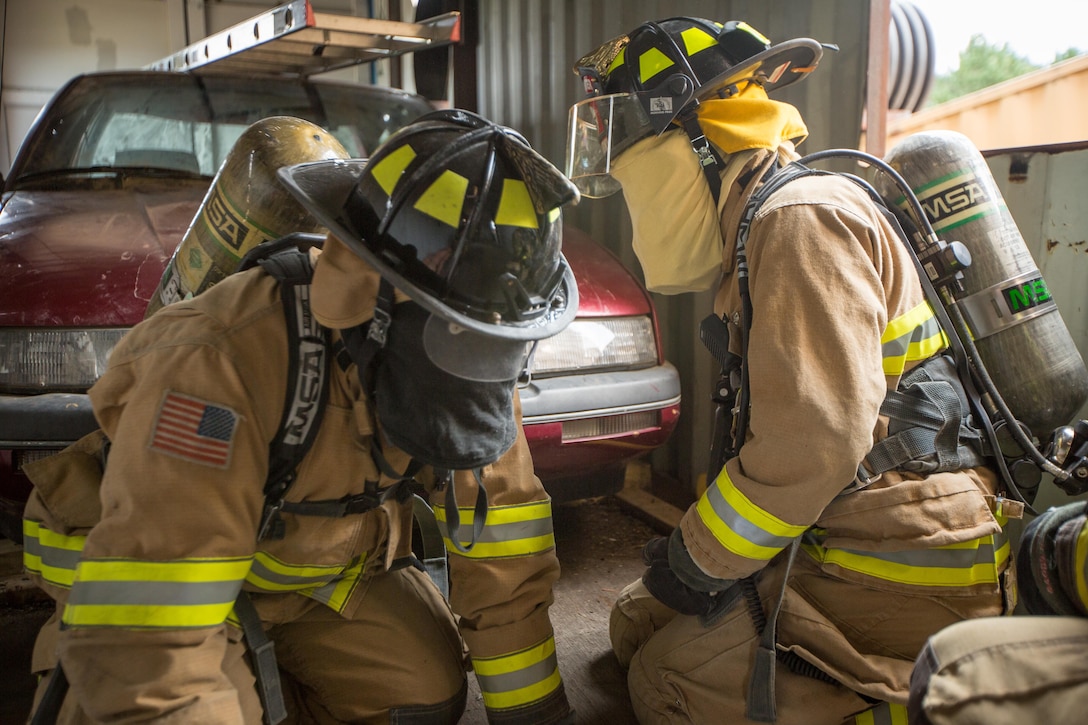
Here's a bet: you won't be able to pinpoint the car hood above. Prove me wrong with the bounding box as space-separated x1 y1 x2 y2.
0 186 206 326
0 187 650 326
560 226 650 318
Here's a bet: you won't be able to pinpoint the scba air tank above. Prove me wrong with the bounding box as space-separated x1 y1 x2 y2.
145 116 349 317
883 130 1088 439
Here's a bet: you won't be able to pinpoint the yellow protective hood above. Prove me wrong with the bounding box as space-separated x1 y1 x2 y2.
696 86 808 155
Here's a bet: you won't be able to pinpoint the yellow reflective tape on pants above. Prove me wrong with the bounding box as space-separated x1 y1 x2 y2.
246 553 366 612
473 637 562 710
62 556 252 629
803 531 1007 587
854 701 908 725
248 551 351 589
1074 519 1088 612
22 520 85 589
436 500 556 559
696 469 807 562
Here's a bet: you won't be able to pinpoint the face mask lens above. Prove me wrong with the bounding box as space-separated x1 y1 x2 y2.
565 93 651 198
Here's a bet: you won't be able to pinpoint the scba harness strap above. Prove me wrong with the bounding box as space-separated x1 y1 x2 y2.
233 235 454 724
713 162 996 723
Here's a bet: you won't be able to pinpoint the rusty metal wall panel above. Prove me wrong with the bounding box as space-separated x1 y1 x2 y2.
475 0 872 491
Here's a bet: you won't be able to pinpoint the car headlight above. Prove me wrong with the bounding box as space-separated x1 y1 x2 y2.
530 317 658 376
0 328 129 393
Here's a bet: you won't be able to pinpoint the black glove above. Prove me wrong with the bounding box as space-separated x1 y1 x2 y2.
1016 501 1088 617
641 529 738 620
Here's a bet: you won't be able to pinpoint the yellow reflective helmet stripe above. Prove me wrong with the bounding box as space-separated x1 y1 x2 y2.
680 26 717 57
414 168 469 228
607 46 626 75
371 143 417 196
882 301 948 376
803 528 1008 587
638 46 675 83
735 21 770 46
22 519 84 589
854 701 908 725
696 468 808 561
473 636 562 710
495 179 539 229
62 556 252 628
436 499 555 559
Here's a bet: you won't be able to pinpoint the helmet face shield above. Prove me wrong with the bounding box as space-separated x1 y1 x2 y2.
565 93 653 198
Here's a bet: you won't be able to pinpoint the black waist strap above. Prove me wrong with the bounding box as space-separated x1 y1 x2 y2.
235 591 287 725
853 354 989 490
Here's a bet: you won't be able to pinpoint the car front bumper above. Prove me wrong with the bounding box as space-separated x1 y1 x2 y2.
0 393 98 447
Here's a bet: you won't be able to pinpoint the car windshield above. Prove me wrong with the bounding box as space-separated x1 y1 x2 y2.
9 72 432 187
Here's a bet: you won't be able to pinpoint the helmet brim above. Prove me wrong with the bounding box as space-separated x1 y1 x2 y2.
278 158 579 342
697 37 824 99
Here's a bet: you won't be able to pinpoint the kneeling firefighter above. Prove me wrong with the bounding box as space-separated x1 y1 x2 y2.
22 109 578 724
565 17 1019 724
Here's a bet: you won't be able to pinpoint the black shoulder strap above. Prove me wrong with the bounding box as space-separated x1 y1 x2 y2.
247 238 332 542
730 161 827 452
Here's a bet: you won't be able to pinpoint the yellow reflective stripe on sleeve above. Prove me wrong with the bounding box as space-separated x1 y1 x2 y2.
62 556 252 629
803 529 1007 587
473 636 562 711
854 701 908 725
436 499 555 559
882 302 948 376
1074 519 1088 612
22 519 85 589
696 468 807 562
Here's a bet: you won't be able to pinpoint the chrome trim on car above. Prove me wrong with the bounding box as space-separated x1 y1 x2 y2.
519 363 681 426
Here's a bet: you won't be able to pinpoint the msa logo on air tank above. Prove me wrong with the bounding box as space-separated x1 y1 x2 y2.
919 173 990 225
1002 276 1052 315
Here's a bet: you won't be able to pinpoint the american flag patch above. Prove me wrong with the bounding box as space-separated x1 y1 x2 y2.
149 392 238 468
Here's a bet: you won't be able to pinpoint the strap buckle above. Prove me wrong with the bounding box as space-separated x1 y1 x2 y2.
844 460 881 495
367 305 391 346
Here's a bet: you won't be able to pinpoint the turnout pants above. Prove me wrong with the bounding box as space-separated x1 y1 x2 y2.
31 566 467 724
611 554 1003 725
908 615 1088 725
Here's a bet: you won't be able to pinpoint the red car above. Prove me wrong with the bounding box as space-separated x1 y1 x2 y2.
0 70 680 540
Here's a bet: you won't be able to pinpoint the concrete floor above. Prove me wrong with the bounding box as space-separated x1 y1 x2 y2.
0 486 682 725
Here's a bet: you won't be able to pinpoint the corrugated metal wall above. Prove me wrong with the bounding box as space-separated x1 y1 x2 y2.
473 1 873 491
985 144 1088 512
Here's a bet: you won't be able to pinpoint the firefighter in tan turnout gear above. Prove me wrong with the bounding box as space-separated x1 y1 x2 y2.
22 110 578 724
565 18 1012 724
908 498 1088 724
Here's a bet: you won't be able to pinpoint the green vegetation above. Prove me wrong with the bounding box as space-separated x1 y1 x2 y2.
926 35 1084 106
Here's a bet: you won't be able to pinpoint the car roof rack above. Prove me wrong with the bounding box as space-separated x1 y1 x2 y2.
145 0 460 77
